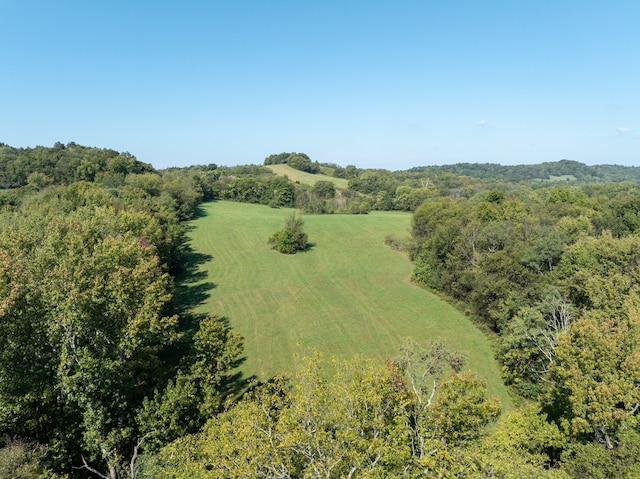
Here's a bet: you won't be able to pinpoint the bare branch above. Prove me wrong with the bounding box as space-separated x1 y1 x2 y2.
426 380 437 407
74 455 109 479
130 431 156 478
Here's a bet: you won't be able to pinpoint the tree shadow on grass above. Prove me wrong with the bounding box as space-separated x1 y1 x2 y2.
171 201 222 317
215 316 256 400
270 242 316 254
190 203 211 221
162 208 254 402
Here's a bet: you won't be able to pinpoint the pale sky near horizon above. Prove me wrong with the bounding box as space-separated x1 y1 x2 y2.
1 1 638 170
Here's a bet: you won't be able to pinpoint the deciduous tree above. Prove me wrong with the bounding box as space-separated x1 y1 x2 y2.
544 299 640 449
268 212 308 254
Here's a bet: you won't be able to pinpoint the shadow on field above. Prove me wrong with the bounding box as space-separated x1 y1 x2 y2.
165 206 254 402
172 201 219 315
216 316 256 400
174 243 215 317
191 204 210 221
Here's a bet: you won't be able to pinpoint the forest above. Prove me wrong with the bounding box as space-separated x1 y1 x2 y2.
0 142 639 478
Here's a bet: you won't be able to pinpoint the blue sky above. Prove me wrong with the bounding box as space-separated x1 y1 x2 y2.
1 1 638 170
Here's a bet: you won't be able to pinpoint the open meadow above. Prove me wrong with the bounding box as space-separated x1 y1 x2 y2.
186 201 511 405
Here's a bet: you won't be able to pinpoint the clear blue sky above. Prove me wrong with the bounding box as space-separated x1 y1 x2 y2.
1 1 638 170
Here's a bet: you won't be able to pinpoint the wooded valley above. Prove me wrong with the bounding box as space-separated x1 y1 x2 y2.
0 143 639 478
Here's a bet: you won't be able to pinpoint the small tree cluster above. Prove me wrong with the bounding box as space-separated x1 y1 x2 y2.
263 152 320 173
268 212 308 254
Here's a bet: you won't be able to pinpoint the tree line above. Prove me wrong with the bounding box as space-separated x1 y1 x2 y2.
7 144 640 218
408 159 640 183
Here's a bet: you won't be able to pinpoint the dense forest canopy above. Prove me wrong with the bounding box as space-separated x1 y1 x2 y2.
408 159 640 183
1 142 639 478
0 142 155 189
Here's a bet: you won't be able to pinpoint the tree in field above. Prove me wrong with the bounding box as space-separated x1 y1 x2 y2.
268 212 308 254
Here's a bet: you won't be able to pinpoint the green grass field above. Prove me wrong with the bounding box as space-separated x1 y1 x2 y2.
186 201 512 406
265 164 349 188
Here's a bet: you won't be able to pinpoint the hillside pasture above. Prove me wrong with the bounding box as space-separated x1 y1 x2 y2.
186 201 511 405
266 164 349 188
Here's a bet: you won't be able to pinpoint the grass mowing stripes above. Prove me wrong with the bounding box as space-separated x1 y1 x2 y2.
186 200 512 407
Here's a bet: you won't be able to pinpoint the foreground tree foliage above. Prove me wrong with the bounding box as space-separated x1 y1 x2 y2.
0 438 62 479
0 192 176 476
0 179 243 478
409 184 640 392
136 316 243 451
154 346 503 479
409 182 640 477
544 299 640 450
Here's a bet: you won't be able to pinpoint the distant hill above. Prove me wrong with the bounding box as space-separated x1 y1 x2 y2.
4 141 640 191
408 160 640 183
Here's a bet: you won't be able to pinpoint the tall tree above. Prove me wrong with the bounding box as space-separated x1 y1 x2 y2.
0 211 179 477
543 298 640 450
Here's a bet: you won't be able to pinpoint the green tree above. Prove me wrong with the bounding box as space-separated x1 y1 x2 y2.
0 438 62 479
455 405 569 478
155 357 408 478
0 196 183 477
26 171 54 190
137 316 243 450
499 290 571 397
267 176 295 207
287 153 319 173
160 173 204 221
311 180 336 200
154 348 500 479
560 428 640 479
543 300 640 449
558 231 640 316
268 212 308 254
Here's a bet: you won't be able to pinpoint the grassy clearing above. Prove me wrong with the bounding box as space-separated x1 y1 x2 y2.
186 201 512 406
266 164 349 188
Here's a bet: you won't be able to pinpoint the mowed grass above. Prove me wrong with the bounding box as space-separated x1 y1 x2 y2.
187 201 512 406
265 164 349 188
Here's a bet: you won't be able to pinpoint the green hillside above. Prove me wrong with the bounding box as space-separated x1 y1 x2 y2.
187 201 511 406
265 164 349 188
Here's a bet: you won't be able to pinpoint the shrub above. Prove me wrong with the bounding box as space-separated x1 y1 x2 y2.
268 213 308 254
